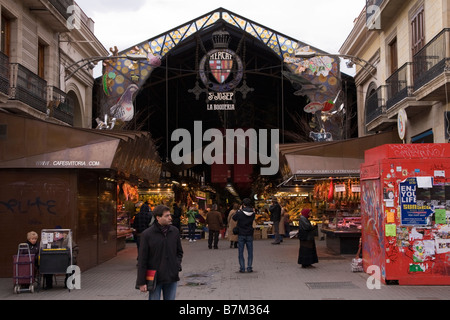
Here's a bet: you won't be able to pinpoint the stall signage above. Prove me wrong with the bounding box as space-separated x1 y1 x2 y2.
199 48 243 111
35 160 101 167
399 178 433 226
189 32 254 111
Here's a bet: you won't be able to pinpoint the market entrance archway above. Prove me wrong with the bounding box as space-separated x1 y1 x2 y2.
94 8 352 200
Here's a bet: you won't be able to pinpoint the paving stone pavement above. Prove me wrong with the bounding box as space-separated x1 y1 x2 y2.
1 238 449 300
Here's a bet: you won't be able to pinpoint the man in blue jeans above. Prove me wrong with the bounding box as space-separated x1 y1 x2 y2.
232 198 256 273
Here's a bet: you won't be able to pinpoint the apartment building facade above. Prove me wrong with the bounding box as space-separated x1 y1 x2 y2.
340 0 449 143
0 0 108 128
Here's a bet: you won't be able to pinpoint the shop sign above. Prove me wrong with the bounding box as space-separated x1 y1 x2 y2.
399 177 433 226
199 48 242 111
190 31 253 111
35 160 101 168
397 108 407 140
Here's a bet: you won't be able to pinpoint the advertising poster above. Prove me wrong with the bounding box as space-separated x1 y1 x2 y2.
400 177 433 226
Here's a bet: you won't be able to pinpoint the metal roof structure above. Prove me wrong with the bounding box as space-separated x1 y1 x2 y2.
121 7 326 61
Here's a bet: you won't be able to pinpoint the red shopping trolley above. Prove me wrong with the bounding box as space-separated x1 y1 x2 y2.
13 243 36 294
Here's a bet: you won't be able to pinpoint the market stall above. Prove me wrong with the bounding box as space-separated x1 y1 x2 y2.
116 182 139 249
278 131 401 254
138 186 175 209
313 178 361 254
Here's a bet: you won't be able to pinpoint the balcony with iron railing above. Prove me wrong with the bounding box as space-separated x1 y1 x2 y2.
4 63 75 125
9 63 47 113
48 86 74 125
385 62 413 110
0 51 9 98
365 28 449 131
365 85 396 132
365 85 385 124
412 28 450 100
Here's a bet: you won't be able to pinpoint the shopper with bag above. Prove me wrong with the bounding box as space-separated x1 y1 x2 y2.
297 208 318 268
227 203 240 248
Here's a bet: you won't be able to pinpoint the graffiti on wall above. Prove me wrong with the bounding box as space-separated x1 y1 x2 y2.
361 179 385 277
0 176 70 227
0 197 57 216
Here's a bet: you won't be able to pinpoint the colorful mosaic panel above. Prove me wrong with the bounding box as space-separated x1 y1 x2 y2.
100 8 339 121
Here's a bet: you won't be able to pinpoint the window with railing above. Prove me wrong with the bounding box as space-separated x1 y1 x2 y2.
365 86 385 124
413 28 449 90
10 63 47 113
386 63 412 109
50 86 74 125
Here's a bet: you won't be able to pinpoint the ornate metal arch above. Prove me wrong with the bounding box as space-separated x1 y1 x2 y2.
100 7 340 122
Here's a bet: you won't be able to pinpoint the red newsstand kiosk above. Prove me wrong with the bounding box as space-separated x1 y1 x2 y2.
360 143 450 285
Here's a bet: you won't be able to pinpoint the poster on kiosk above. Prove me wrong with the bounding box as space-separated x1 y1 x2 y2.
360 144 450 285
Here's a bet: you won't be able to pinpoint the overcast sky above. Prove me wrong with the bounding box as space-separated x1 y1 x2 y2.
74 0 365 76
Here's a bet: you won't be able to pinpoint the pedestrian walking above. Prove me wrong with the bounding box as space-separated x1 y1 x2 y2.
297 208 318 268
172 202 182 234
186 206 198 242
132 200 152 259
136 205 183 300
232 198 255 273
269 197 282 244
205 204 224 249
227 203 239 248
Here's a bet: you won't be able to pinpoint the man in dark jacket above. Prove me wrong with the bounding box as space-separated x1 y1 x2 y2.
205 204 224 249
172 202 182 234
232 198 255 273
136 205 183 300
269 197 282 244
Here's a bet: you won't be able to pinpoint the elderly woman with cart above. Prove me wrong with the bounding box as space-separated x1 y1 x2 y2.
13 229 78 294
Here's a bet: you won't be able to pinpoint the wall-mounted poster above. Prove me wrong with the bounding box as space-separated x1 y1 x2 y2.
400 177 433 226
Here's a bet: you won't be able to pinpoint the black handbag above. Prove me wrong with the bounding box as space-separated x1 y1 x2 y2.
232 226 239 235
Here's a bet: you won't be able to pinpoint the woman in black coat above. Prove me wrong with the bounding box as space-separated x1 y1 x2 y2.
297 208 318 268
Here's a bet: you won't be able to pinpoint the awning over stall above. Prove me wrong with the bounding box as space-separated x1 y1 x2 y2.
0 113 161 182
279 130 401 184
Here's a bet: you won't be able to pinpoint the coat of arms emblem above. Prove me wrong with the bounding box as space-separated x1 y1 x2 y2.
209 52 233 84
